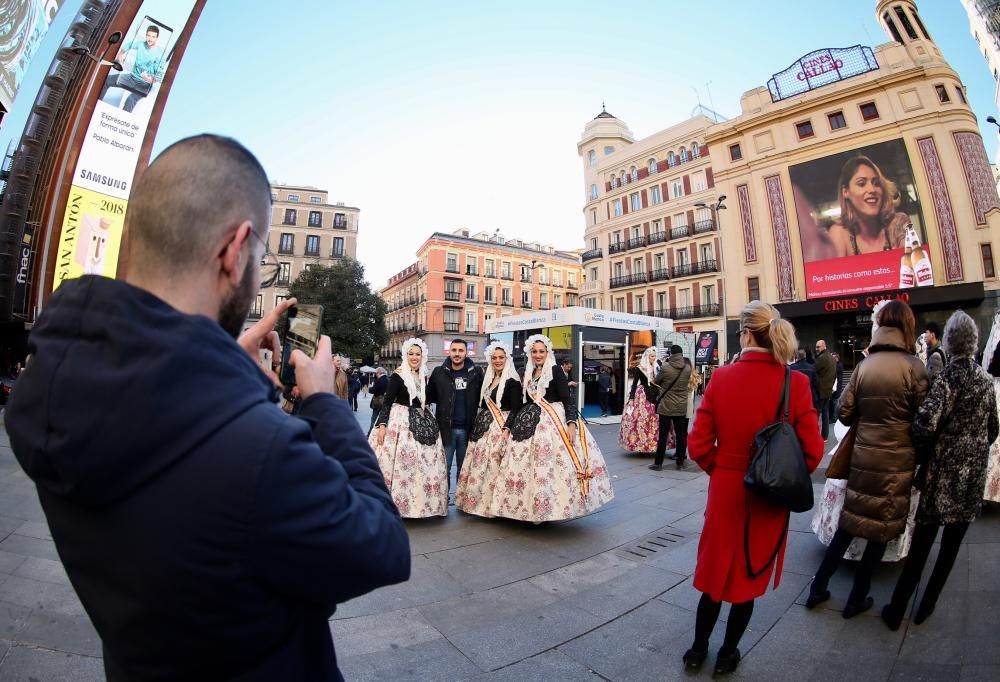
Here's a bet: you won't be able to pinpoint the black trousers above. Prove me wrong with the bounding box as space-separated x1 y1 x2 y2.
812 528 887 604
599 391 610 415
655 415 688 466
889 521 969 613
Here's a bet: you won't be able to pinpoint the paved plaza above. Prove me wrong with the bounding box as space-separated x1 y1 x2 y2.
0 400 998 681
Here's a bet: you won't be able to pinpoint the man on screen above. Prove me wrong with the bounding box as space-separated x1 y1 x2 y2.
99 25 167 113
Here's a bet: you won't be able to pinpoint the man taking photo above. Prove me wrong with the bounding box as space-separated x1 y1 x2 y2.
6 135 410 681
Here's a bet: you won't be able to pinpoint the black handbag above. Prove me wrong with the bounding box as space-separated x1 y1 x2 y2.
408 405 440 446
743 368 814 578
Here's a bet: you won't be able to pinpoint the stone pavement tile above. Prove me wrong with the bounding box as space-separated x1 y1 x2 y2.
961 665 1000 681
0 533 60 561
527 551 686 621
968 543 1000 592
898 592 967 665
965 591 1000 664
0 643 105 681
889 661 962 681
331 607 444 658
406 513 512 556
334 555 466 619
339 637 482 682
0 549 27 575
418 581 560 637
13 520 51 541
0 575 86 616
636 529 700 575
465 649 601 681
790 507 817 532
963 515 1000 543
782 529 833 577
634 487 707 515
441 599 603 671
557 598 766 682
668 510 706 534
0 493 46 523
0 600 31 639
425 537 569 592
0 515 22 543
15 610 102 657
13 556 71 586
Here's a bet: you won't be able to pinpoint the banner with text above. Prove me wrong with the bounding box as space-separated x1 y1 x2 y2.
51 0 196 290
788 139 931 300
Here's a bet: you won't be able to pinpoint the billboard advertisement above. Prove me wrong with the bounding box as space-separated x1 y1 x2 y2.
694 332 717 366
0 0 64 113
789 139 931 300
51 0 197 291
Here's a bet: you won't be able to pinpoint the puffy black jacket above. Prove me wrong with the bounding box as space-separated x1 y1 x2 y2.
427 357 483 446
5 276 410 681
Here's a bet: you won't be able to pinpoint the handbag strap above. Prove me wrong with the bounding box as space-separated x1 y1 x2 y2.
655 369 683 408
775 368 791 423
744 496 789 579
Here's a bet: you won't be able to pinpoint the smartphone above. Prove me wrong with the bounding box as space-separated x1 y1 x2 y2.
279 304 324 386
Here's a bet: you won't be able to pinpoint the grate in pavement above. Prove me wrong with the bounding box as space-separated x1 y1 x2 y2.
616 527 690 561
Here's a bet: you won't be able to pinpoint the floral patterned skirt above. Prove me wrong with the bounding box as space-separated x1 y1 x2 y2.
811 478 919 561
985 381 1000 503
618 389 668 453
368 404 447 518
455 408 509 517
487 401 615 522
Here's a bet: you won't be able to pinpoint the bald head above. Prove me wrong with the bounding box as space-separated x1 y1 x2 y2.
126 135 271 279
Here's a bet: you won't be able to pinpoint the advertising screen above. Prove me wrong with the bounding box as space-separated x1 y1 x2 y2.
789 139 931 299
51 0 197 292
0 0 64 112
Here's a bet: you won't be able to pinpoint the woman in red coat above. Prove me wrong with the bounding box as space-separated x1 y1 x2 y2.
683 301 824 676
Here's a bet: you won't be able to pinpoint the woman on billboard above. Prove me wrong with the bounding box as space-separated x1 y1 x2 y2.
827 156 909 257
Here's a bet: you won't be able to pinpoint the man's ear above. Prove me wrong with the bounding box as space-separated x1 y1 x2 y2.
220 221 253 286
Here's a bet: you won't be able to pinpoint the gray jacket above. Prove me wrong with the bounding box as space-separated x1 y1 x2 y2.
926 343 946 381
654 355 692 417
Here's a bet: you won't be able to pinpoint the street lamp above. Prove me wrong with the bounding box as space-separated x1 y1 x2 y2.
71 31 124 71
694 196 729 364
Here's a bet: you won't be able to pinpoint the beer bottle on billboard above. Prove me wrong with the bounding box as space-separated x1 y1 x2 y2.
899 229 914 289
910 225 934 287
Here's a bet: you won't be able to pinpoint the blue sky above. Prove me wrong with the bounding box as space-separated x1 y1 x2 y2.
4 1 998 288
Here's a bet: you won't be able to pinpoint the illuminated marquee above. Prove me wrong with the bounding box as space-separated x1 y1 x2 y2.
767 46 878 102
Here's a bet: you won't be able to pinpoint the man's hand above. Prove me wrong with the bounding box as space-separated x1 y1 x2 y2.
239 297 296 359
141 70 154 83
568 422 578 443
292 335 335 400
375 426 386 447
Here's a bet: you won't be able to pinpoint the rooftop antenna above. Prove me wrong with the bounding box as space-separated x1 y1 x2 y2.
705 81 719 122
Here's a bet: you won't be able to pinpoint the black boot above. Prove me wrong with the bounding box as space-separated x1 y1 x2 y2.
713 648 741 676
880 603 904 631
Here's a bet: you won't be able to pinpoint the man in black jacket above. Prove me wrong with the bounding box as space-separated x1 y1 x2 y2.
790 348 820 410
428 339 484 494
5 135 410 681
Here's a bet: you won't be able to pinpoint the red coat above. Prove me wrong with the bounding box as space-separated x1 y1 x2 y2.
688 352 824 603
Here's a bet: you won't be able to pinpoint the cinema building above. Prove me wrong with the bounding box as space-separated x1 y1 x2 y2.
581 0 1000 369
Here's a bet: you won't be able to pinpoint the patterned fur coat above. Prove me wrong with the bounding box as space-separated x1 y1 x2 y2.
912 357 999 524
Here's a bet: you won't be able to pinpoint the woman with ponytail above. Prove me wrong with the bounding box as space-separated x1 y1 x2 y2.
683 302 824 676
455 341 523 517
488 334 615 522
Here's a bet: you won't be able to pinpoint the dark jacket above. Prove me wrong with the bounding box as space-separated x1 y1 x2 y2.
654 354 692 417
627 367 650 401
481 377 525 413
370 374 388 399
789 359 820 409
838 326 929 543
832 361 845 397
814 350 836 399
375 372 425 426
505 364 578 428
427 358 484 446
5 277 410 682
913 357 999 524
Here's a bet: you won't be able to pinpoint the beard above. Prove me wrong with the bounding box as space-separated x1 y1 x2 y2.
218 263 257 339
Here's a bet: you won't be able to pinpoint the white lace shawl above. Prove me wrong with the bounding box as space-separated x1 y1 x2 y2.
637 347 659 382
395 337 428 406
983 311 1000 373
481 341 519 403
522 334 556 402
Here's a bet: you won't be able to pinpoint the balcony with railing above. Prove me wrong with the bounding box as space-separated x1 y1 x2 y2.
648 268 670 283
444 322 460 332
608 241 627 255
670 259 718 279
501 299 514 307
567 282 578 290
648 231 668 246
627 235 647 249
520 275 532 283
444 291 461 301
693 218 716 234
582 280 602 294
581 248 603 262
501 273 514 281
669 224 691 240
466 295 479 303
445 264 460 274
466 266 478 276
610 272 649 289
520 302 533 309
652 303 720 320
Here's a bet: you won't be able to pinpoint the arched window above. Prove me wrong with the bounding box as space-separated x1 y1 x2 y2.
590 184 598 200
679 146 688 163
692 142 700 159
610 174 618 189
630 166 638 182
668 151 676 167
619 171 626 185
648 158 658 174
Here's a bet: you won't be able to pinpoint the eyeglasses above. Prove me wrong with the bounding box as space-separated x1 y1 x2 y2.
247 229 280 288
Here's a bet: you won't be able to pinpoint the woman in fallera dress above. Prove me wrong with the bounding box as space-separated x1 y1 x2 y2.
489 334 615 522
369 337 448 518
455 341 523 517
619 347 671 454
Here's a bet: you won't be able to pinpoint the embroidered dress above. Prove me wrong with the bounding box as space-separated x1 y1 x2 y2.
368 402 447 518
618 382 660 453
455 396 508 517
489 398 614 522
985 383 1000 503
811 477 919 561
